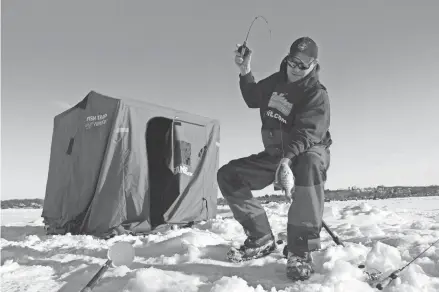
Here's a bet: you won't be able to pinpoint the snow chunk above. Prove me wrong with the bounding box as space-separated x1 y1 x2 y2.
0 260 64 291
210 276 266 292
410 220 432 230
366 241 402 272
124 267 206 292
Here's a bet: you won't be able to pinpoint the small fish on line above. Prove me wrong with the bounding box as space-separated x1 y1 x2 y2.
275 163 295 201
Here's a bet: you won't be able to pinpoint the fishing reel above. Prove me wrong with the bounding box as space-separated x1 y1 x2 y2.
237 42 251 58
235 42 250 65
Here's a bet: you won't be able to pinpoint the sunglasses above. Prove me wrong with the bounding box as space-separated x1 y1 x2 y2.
286 55 314 70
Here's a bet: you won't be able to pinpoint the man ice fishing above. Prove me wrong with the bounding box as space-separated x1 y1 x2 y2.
217 36 332 281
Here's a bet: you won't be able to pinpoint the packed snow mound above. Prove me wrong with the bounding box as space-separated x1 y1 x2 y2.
1 197 439 292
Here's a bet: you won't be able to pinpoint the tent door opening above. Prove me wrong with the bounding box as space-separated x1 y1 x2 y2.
146 117 180 228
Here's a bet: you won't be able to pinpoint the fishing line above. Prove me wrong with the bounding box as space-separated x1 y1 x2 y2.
238 15 272 57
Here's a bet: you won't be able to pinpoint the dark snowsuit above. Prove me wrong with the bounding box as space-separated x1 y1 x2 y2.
217 59 332 256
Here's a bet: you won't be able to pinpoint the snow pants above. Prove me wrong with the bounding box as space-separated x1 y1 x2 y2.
217 145 330 255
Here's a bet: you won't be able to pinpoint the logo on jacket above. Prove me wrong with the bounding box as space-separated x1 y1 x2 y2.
268 92 293 116
266 110 287 124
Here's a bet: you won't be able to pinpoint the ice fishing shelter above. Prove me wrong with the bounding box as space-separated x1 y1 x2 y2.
42 90 220 238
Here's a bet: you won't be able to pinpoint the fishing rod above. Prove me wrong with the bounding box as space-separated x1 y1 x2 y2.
373 237 439 290
237 15 271 59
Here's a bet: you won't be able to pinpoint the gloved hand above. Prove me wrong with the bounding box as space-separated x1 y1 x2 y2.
234 44 252 76
274 158 294 201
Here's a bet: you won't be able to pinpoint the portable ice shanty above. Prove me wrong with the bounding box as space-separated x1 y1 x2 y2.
42 90 220 238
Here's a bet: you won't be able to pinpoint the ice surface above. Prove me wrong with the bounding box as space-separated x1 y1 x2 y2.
1 197 439 291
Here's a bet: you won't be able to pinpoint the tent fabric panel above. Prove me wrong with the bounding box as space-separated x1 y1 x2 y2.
120 106 153 226
81 101 130 235
42 107 83 228
163 120 207 223
199 122 220 219
73 93 120 228
82 103 152 236
164 121 220 224
42 92 119 232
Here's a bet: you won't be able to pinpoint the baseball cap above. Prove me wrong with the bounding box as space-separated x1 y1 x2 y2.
289 37 318 64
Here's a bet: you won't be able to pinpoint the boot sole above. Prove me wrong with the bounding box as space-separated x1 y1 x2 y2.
286 268 314 281
227 242 277 263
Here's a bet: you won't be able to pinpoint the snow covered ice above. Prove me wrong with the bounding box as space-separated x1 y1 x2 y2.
1 197 439 292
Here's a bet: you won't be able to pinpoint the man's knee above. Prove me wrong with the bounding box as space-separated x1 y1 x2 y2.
294 152 327 186
217 163 237 190
217 162 230 179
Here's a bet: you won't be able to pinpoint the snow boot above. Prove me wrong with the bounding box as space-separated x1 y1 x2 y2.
286 251 314 281
227 233 276 262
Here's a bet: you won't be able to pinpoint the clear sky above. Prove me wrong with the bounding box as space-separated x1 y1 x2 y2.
2 0 439 200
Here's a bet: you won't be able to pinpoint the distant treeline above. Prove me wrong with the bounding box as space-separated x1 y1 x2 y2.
2 185 439 209
1 198 44 209
217 185 439 205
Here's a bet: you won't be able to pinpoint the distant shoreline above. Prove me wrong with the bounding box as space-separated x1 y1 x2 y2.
219 185 439 205
2 185 438 209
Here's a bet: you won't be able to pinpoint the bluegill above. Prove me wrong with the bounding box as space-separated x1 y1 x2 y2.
276 163 295 201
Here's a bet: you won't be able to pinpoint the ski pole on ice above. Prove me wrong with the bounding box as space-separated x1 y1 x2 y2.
321 220 345 247
80 241 135 292
372 237 439 290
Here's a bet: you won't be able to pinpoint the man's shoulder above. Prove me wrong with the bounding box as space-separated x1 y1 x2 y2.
306 81 328 97
300 81 330 108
